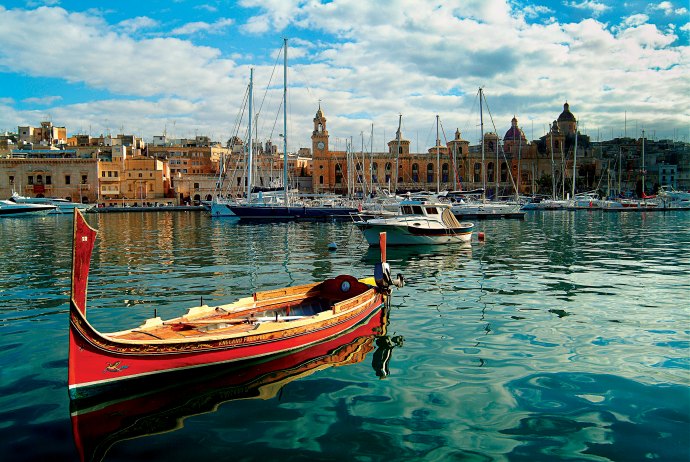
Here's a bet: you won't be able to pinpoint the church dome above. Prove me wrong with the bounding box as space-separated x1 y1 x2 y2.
557 102 576 122
503 116 526 142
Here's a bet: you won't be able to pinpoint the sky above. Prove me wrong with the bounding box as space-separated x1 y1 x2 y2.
0 0 688 153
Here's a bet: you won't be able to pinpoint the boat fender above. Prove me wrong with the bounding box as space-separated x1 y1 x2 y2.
327 242 338 251
478 232 485 242
375 262 393 289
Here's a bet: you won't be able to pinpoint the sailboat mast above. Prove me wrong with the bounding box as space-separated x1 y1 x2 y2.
550 130 555 200
370 123 374 195
479 88 486 200
283 38 288 205
436 114 440 194
641 129 645 196
395 114 401 194
572 120 578 199
247 68 254 204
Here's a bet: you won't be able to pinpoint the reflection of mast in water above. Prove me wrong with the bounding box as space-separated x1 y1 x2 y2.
372 334 404 378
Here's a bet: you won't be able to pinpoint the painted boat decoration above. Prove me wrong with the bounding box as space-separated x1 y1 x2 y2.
70 305 403 462
68 210 403 400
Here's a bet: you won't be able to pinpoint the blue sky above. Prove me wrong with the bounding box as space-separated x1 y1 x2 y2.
1 0 688 151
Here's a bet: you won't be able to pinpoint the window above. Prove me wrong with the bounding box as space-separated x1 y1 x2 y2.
319 175 324 185
138 173 142 178
36 175 43 184
114 171 118 177
487 162 494 183
102 171 106 177
9 175 14 185
65 175 71 185
442 163 449 183
46 176 51 185
335 165 343 184
28 175 34 185
194 183 199 190
501 162 508 182
81 175 88 184
412 163 419 183
427 163 434 183
474 163 481 183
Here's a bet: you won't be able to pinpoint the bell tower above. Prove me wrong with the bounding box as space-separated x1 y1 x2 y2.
311 104 329 156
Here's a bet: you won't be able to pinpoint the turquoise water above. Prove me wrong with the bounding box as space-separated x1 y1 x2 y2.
0 210 688 461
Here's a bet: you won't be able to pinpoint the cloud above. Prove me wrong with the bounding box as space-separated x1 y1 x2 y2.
622 14 649 28
118 16 159 33
523 5 553 19
22 95 63 105
171 18 234 35
651 1 688 16
564 1 610 17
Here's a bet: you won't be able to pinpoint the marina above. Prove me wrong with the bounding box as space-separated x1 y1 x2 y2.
0 209 688 461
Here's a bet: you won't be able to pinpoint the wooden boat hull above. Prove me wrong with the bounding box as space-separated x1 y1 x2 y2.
68 286 385 399
70 305 395 462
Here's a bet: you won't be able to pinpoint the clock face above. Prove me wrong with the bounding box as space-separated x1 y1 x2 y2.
317 141 325 150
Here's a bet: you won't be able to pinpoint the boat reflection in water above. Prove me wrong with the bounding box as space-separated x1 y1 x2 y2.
70 304 402 462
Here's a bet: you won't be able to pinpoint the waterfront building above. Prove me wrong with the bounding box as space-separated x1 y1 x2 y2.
311 107 466 196
0 152 98 202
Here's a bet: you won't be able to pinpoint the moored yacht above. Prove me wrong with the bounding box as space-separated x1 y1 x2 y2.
0 199 56 217
10 192 94 214
353 200 474 246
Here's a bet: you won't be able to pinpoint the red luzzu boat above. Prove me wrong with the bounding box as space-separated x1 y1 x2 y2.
68 210 403 400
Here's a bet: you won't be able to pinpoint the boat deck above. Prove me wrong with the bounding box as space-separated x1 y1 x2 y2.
111 297 334 341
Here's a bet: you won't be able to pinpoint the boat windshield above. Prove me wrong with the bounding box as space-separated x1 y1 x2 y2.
401 205 424 215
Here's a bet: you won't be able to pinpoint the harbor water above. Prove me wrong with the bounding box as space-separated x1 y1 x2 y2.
0 210 688 461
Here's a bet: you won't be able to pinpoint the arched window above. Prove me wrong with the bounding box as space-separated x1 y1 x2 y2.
412 163 419 182
487 162 495 183
372 162 378 183
488 141 494 151
427 163 434 183
442 163 449 183
385 162 392 183
335 165 343 184
501 162 508 182
319 175 324 185
474 163 481 183
356 163 363 183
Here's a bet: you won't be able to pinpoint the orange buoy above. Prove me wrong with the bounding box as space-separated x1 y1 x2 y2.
478 232 485 242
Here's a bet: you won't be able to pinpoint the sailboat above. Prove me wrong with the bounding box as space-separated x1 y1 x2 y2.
451 88 524 219
228 39 358 220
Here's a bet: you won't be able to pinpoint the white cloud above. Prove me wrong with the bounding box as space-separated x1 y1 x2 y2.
622 14 649 28
523 5 553 19
171 18 234 35
565 1 611 17
118 16 159 33
22 95 63 105
651 1 688 16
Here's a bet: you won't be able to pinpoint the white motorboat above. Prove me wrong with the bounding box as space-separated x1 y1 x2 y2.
353 200 474 246
0 199 56 217
9 192 94 214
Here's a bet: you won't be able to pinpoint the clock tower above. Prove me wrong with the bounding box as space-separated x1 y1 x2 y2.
312 104 329 155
